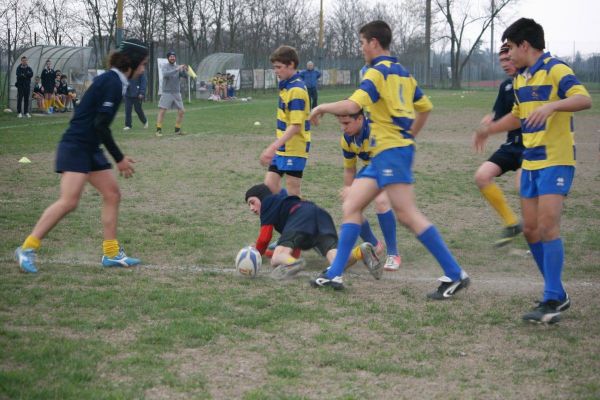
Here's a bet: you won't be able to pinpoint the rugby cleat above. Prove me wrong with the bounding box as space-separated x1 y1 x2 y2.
271 258 306 280
310 272 344 290
102 248 140 268
522 300 561 324
494 223 522 247
360 242 384 280
383 255 402 271
15 247 38 273
427 273 470 300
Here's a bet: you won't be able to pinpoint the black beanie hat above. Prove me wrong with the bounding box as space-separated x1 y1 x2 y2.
119 39 149 70
245 184 272 202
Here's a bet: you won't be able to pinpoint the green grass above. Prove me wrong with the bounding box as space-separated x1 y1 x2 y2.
1 87 599 399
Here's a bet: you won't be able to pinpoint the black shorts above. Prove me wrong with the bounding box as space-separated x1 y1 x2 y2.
278 231 337 256
42 84 55 94
268 164 303 178
55 142 111 173
488 144 524 175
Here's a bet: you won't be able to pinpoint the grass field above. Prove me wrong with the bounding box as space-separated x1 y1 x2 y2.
1 87 599 399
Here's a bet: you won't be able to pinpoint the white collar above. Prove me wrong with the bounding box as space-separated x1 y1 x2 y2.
111 67 129 94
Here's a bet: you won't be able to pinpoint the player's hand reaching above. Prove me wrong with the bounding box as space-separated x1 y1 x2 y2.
117 156 136 178
524 103 555 130
309 106 323 126
473 126 489 154
259 146 276 167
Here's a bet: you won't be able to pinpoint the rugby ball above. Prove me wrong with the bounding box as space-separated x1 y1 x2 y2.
235 246 261 277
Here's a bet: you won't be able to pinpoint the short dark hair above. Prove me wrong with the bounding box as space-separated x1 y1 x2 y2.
270 45 299 69
501 18 545 51
21 56 27 60
499 43 509 55
336 109 364 119
359 20 392 50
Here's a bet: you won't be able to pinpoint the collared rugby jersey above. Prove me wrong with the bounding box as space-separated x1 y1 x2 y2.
341 118 371 169
276 73 311 158
511 52 590 170
349 55 432 157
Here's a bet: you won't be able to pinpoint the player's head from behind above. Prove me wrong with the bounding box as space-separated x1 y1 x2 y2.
245 184 273 215
336 109 365 136
498 43 517 77
166 51 176 64
270 45 299 81
501 18 545 68
110 39 149 79
359 20 392 64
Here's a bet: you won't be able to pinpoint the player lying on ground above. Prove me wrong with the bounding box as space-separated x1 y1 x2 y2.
245 184 383 282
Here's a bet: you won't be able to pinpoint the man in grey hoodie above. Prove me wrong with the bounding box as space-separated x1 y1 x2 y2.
156 51 188 136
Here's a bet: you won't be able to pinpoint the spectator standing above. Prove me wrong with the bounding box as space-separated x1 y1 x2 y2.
15 56 34 118
155 51 187 136
124 72 148 130
300 61 321 109
40 60 56 113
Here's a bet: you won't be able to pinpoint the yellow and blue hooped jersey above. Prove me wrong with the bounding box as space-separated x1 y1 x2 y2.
511 52 590 170
276 73 311 158
341 118 371 169
349 55 432 157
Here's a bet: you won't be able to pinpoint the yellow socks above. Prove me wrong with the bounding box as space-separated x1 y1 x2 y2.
351 245 363 261
480 183 519 226
103 239 120 258
22 235 41 250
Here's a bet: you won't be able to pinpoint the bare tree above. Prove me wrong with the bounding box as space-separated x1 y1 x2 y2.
224 0 244 52
434 0 516 88
32 0 78 46
81 0 119 66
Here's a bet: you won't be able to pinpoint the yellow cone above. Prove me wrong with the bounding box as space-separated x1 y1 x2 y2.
19 157 31 163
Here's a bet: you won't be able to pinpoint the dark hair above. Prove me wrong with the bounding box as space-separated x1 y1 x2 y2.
499 43 509 55
270 45 299 69
359 20 392 50
501 18 545 51
108 39 149 76
21 56 27 60
336 109 364 119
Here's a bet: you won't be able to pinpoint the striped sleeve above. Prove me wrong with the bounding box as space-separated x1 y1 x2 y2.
413 84 433 113
288 87 308 125
551 64 590 99
340 135 357 169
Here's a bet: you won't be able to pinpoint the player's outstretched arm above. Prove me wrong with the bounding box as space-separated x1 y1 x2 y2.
473 113 520 153
309 99 361 126
259 124 301 166
524 94 592 130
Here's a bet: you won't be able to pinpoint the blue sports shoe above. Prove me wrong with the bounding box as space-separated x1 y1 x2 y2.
15 247 38 273
102 248 141 268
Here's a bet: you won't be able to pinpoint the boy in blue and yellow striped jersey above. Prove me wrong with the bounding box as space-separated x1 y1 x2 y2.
260 46 311 197
309 20 470 296
474 18 592 324
337 110 401 272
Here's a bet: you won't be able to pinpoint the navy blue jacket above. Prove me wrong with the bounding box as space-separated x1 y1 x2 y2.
15 64 33 89
299 69 321 89
125 73 147 98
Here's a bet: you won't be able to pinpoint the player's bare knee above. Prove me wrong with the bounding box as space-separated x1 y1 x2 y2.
474 169 492 188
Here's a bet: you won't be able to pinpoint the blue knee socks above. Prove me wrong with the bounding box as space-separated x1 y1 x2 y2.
417 225 462 281
377 210 398 256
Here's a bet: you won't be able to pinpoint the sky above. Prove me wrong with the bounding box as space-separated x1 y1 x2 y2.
316 0 600 57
